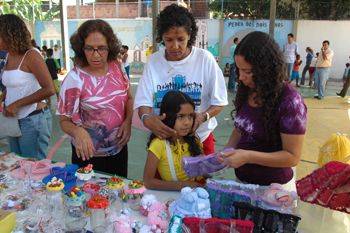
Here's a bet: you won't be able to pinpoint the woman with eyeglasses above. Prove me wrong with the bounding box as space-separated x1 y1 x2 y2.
57 19 133 176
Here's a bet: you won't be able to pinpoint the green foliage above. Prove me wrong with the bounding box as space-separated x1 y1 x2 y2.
0 0 60 21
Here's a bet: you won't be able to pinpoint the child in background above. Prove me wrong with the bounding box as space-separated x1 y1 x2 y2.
290 54 302 87
121 45 130 79
309 53 319 88
45 48 60 104
224 63 230 77
342 63 350 84
143 91 205 191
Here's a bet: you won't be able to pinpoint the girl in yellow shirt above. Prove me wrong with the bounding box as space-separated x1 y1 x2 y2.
143 91 205 190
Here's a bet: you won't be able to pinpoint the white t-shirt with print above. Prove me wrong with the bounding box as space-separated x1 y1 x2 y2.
134 47 228 141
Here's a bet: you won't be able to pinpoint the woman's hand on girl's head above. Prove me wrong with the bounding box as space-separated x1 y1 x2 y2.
117 120 131 148
143 113 176 139
72 127 95 161
191 112 207 134
217 149 248 168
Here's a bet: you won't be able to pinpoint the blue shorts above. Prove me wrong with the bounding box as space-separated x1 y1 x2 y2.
291 71 299 80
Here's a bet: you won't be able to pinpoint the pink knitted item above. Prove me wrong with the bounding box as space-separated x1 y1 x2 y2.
296 161 350 213
11 159 65 181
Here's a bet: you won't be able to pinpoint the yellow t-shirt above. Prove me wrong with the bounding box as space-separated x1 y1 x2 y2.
148 138 200 182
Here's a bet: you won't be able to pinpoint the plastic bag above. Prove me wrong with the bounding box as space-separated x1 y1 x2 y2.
318 133 350 167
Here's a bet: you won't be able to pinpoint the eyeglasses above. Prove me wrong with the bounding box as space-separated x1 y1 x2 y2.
83 46 109 55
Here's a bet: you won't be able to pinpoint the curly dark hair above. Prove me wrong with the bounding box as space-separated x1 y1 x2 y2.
0 14 31 54
156 4 198 47
70 19 121 67
234 31 287 143
147 91 202 156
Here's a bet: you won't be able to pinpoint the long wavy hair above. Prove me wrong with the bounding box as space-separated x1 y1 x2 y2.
70 19 121 67
147 91 202 156
0 14 31 54
234 31 287 143
156 4 198 47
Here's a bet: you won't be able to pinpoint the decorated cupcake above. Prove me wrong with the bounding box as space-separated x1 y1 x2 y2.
75 164 94 181
46 177 64 192
106 176 125 190
126 180 146 210
81 183 101 199
64 187 86 206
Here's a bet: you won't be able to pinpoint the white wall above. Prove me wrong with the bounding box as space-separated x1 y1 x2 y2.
296 20 350 79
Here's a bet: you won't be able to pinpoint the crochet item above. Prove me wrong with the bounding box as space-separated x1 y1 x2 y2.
126 180 146 195
296 161 350 214
46 177 64 192
75 164 94 181
182 147 234 178
182 217 254 233
82 183 101 197
169 187 211 218
106 176 125 190
205 179 258 219
11 159 65 181
233 202 301 233
87 195 109 209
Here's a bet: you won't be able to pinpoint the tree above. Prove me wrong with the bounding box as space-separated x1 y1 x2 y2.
0 0 60 21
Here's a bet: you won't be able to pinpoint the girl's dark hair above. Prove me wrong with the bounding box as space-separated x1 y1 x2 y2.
147 91 202 156
70 19 121 67
0 14 31 54
234 31 287 143
156 4 198 47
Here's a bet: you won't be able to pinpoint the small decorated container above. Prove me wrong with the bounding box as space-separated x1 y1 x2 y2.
46 177 65 214
81 183 101 199
106 176 125 190
63 187 87 231
75 164 94 181
126 180 146 211
87 195 109 233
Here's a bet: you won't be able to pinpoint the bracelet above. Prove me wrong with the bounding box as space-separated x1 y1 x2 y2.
204 112 210 121
140 113 153 123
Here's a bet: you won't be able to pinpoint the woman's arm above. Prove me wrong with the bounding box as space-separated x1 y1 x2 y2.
117 88 133 147
4 50 55 117
225 128 241 148
59 115 95 161
220 133 304 168
143 152 201 191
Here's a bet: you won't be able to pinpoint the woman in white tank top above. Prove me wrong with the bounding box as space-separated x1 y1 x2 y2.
0 14 55 160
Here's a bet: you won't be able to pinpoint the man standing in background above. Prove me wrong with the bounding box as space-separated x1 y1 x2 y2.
283 33 299 80
314 40 334 100
228 37 239 91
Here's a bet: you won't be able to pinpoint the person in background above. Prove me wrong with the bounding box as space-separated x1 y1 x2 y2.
57 19 133 176
45 48 60 104
143 91 205 191
0 14 55 160
336 62 350 98
41 45 48 59
228 37 239 91
308 52 319 88
31 39 41 51
314 40 334 100
220 31 307 189
134 4 228 155
289 54 302 87
283 33 299 81
121 45 130 79
224 62 230 77
53 44 62 71
300 47 313 86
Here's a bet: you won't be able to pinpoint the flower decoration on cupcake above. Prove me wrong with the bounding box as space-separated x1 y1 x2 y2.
106 175 125 190
64 187 86 206
75 164 94 181
87 195 109 209
46 177 64 192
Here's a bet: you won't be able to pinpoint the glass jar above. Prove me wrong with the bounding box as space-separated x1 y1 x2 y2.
87 195 109 233
64 187 87 232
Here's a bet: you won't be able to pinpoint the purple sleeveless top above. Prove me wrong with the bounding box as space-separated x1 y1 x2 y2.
234 83 307 185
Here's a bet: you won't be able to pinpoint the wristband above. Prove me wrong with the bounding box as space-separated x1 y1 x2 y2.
204 112 210 121
140 113 153 123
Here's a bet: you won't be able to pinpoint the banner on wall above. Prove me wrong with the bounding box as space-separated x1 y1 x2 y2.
222 19 293 67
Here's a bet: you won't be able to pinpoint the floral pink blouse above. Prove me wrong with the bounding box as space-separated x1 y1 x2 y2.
57 62 129 156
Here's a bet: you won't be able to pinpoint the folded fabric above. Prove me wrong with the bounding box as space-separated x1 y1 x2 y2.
296 161 350 214
182 147 234 178
11 159 65 181
233 202 301 233
42 164 79 190
182 217 254 233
